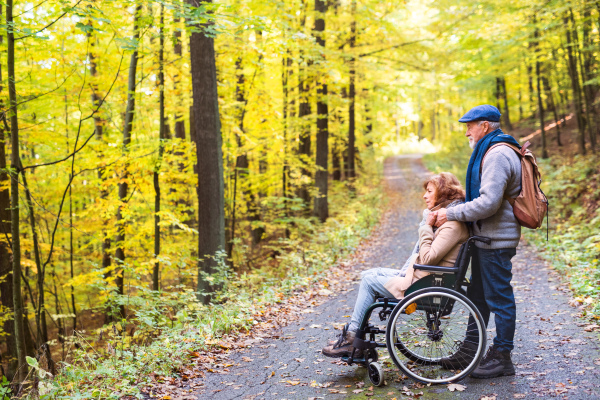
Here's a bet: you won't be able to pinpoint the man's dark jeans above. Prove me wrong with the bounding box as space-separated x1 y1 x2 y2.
466 247 517 353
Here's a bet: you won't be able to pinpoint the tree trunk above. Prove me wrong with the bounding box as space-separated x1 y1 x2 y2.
0 49 16 379
115 2 142 317
19 163 48 348
0 2 17 381
313 0 328 222
87 18 112 324
431 99 436 142
364 89 373 144
188 0 225 303
281 46 294 237
534 22 548 159
173 12 186 141
347 0 356 179
564 11 587 155
153 4 166 291
417 95 423 140
578 5 597 151
552 47 568 121
527 44 535 119
297 0 312 208
282 49 290 234
542 76 562 146
501 77 513 130
227 56 245 259
495 77 501 110
7 0 27 383
518 65 524 122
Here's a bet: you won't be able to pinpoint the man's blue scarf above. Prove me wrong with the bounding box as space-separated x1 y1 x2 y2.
465 128 521 202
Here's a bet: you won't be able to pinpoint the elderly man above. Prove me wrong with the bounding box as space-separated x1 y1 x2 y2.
435 105 521 379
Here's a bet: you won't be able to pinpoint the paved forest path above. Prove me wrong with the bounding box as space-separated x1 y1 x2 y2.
195 155 600 400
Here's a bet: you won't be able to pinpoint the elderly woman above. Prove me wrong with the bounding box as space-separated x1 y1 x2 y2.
322 172 469 358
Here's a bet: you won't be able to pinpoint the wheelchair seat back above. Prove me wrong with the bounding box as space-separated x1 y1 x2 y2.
404 235 491 298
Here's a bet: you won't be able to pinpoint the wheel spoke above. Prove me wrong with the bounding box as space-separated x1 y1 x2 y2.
386 288 486 384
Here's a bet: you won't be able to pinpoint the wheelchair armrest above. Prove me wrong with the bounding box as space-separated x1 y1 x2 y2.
413 264 458 274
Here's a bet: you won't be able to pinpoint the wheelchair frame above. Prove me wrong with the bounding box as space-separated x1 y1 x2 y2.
340 235 491 386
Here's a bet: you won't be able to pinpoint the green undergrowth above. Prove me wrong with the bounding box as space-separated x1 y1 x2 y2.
19 161 385 399
525 154 600 320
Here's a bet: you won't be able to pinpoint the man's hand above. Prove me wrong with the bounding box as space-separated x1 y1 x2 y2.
426 211 437 226
436 208 448 227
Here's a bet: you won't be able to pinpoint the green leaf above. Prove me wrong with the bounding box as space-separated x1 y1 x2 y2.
26 356 38 368
75 22 94 33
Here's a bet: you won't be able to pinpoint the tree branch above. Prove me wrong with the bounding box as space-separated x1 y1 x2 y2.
357 13 474 58
14 0 52 18
21 54 124 171
15 0 84 41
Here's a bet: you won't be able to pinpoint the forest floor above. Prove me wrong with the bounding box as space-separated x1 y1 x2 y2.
148 154 600 400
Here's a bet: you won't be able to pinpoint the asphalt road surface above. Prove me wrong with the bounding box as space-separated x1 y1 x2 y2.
195 155 600 400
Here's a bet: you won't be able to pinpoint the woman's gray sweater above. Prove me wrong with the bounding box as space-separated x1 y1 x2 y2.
446 146 522 249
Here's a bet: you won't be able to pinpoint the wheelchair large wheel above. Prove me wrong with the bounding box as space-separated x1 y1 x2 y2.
386 287 486 384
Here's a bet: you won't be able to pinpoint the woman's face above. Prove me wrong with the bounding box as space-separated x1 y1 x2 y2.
423 182 437 209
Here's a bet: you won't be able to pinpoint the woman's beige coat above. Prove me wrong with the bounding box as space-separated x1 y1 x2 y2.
384 220 469 299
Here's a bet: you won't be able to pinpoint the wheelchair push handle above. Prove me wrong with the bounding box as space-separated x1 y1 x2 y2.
469 236 492 245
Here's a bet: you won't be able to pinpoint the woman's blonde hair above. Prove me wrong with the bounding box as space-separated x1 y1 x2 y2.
423 172 465 207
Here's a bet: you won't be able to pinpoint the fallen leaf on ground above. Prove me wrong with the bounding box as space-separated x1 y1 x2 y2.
479 396 496 400
286 380 300 386
513 394 526 399
402 386 414 396
352 389 364 394
241 357 253 362
294 358 305 363
448 383 467 392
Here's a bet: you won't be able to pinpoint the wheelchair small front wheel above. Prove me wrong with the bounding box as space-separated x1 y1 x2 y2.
366 349 378 363
386 287 486 384
367 362 384 387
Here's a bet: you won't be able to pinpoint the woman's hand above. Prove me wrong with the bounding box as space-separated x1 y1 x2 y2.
426 211 438 226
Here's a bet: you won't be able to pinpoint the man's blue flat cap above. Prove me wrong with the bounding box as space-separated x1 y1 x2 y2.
458 104 501 123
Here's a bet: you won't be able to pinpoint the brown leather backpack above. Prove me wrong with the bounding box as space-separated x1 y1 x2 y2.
483 141 549 229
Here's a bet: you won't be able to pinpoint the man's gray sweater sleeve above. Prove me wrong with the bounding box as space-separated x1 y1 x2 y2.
447 151 513 222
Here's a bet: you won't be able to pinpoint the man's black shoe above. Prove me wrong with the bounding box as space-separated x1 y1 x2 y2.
471 345 515 379
440 341 478 370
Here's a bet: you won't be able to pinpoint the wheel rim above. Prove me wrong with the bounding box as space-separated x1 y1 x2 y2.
386 288 485 384
368 362 383 386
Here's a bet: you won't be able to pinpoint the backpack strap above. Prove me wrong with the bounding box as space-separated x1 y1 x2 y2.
480 141 530 206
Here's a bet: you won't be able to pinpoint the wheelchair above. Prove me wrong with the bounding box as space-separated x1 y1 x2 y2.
341 236 490 386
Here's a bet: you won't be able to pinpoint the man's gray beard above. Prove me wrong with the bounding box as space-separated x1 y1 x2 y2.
469 138 475 149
